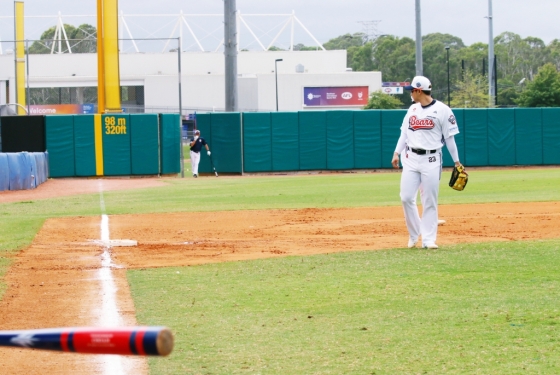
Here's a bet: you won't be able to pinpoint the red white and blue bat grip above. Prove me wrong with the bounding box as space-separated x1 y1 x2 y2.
0 326 173 356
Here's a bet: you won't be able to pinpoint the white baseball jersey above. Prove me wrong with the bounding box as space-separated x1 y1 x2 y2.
401 100 459 150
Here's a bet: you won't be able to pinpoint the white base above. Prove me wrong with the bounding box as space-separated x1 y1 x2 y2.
90 239 138 247
105 239 137 247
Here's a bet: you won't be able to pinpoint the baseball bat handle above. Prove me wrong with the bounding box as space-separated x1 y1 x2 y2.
0 326 173 356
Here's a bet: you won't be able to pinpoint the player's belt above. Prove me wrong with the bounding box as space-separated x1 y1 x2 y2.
409 147 437 155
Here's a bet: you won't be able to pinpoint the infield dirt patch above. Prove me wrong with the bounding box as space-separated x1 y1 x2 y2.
0 216 147 374
1 201 559 374
107 202 560 267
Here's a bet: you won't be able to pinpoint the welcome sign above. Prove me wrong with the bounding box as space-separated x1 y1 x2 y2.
29 104 95 115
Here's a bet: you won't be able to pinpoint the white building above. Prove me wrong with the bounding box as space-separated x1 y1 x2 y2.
0 50 381 113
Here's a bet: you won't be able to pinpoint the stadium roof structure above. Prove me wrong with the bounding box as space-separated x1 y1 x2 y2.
0 11 326 54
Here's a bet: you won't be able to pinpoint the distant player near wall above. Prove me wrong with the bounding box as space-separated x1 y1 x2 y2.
189 130 211 178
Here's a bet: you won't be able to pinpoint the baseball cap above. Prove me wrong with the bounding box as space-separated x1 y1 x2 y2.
194 130 200 134
404 76 432 91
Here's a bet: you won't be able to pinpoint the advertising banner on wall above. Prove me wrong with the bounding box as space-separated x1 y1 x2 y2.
303 86 369 107
381 87 404 94
29 104 95 115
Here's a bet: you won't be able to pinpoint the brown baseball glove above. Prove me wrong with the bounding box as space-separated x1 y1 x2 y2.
449 164 468 191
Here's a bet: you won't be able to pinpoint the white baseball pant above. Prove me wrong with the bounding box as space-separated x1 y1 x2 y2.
190 151 200 175
400 149 442 246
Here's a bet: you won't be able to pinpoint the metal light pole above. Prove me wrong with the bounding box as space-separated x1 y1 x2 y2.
415 0 423 76
445 46 450 106
224 0 238 112
178 37 184 178
487 0 495 107
275 58 283 111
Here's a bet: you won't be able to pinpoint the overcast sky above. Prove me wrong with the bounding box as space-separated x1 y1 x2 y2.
1 1 559 48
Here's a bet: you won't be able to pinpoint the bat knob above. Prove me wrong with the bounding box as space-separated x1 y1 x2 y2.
156 328 174 356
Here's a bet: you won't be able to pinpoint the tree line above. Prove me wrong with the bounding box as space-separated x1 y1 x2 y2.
27 24 560 108
314 31 560 108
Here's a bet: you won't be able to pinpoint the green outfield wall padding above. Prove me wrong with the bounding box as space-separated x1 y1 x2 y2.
239 108 559 175
45 115 75 177
73 115 96 177
354 110 381 169
381 110 406 168
299 111 327 170
271 112 299 171
453 109 466 164
488 108 515 166
542 108 560 165
210 113 243 173
130 114 159 175
102 114 131 176
463 109 488 166
243 113 272 172
195 113 212 174
159 114 181 174
326 111 354 170
515 108 543 165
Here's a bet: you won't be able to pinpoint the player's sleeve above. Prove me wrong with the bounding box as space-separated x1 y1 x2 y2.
394 109 411 154
394 127 407 154
442 107 460 138
201 138 207 146
444 135 460 163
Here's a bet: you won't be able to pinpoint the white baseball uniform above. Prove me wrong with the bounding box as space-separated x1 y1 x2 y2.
190 135 208 177
394 99 460 247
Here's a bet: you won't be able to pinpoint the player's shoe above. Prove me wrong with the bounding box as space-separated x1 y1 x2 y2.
423 243 439 249
193 174 198 178
407 238 418 248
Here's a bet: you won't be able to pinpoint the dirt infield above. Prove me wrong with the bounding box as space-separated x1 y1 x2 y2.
107 202 560 268
0 216 147 374
1 178 560 373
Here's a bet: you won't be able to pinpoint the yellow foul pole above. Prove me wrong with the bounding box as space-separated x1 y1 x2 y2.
102 0 121 112
14 1 26 115
96 0 105 114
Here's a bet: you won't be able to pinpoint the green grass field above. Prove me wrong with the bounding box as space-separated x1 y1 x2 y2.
130 240 560 374
1 168 560 374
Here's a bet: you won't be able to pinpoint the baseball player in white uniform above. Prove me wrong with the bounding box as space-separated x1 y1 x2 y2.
391 76 463 249
189 130 211 178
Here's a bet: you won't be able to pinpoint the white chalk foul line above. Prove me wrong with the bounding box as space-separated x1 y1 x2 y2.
98 181 126 375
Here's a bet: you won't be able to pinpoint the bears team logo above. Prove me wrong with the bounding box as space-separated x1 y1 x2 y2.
448 115 456 124
409 115 435 131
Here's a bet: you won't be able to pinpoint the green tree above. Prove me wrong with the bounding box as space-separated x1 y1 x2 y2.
363 91 403 109
371 35 415 81
293 43 321 51
450 71 489 108
317 30 560 107
421 33 465 101
323 33 366 50
370 36 416 106
323 33 370 70
516 63 560 107
456 42 488 78
548 39 560 70
494 32 547 84
497 78 521 106
347 42 374 71
29 23 97 54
